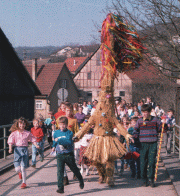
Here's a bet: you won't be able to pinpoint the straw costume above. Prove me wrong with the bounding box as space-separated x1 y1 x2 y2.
75 13 144 186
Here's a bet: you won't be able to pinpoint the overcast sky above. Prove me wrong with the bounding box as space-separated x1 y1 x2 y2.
0 0 112 47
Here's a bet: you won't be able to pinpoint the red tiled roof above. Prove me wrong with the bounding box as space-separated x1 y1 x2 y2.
126 60 170 84
65 57 87 73
23 58 50 77
35 63 64 96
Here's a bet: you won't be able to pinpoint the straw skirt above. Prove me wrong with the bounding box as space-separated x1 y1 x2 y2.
84 135 127 164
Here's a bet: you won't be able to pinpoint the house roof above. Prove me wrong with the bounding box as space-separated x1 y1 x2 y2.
73 46 100 77
35 63 65 96
23 60 79 96
65 56 87 73
126 59 179 87
22 58 50 77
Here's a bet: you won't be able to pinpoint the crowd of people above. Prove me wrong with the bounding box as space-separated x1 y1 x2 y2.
7 97 176 193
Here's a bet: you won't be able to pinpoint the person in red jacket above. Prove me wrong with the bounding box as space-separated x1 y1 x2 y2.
31 119 44 168
54 102 66 120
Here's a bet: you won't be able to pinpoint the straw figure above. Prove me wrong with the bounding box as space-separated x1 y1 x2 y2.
74 13 145 186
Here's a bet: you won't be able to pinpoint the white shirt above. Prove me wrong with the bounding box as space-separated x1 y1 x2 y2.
91 107 96 116
80 133 93 147
83 106 89 115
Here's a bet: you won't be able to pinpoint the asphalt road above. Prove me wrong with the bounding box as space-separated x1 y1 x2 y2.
0 149 177 196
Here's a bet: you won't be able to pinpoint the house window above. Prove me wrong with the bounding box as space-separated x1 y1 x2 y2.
119 91 125 97
35 100 43 109
87 72 91 79
60 79 67 88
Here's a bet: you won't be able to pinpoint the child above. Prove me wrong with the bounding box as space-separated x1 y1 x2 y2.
39 119 47 160
63 102 79 184
122 117 130 170
8 117 40 189
164 109 176 154
128 117 141 179
52 116 84 194
155 104 164 118
79 127 94 176
52 122 56 141
133 104 161 187
54 102 66 120
31 119 44 167
44 111 55 148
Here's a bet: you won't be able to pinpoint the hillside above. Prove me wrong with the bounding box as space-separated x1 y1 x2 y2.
15 44 100 61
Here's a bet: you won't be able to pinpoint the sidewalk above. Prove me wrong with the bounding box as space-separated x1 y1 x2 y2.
0 141 50 175
160 145 180 196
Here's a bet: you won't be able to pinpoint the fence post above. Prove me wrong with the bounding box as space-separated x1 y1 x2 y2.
3 127 6 159
173 126 175 154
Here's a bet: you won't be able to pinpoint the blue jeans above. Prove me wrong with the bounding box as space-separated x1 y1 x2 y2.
32 142 43 165
41 136 46 158
129 145 140 177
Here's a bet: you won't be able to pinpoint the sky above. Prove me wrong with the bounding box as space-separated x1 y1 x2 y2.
0 0 112 47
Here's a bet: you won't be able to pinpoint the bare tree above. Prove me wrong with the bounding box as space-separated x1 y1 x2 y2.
108 0 180 78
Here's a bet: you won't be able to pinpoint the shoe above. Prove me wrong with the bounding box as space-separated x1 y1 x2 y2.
79 181 84 189
21 183 26 189
142 180 149 187
63 176 69 185
31 164 36 168
149 179 155 187
19 172 22 179
56 188 64 193
131 174 135 178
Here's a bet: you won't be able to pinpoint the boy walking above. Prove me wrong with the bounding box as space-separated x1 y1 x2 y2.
128 117 141 179
133 104 161 187
52 116 84 194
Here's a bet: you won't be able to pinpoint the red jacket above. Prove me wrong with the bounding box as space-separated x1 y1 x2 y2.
54 110 66 119
31 127 44 142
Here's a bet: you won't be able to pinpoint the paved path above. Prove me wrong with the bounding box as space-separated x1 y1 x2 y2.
0 148 178 196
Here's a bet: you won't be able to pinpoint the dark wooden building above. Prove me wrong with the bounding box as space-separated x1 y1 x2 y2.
0 28 41 125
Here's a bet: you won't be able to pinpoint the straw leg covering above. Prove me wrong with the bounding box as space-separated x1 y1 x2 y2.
106 161 115 186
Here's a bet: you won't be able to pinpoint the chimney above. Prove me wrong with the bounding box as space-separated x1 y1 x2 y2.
74 60 76 66
32 58 37 81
